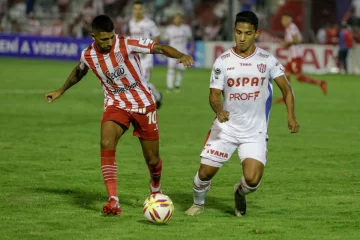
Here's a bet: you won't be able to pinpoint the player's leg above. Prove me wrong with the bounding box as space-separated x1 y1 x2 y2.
343 49 349 73
174 63 186 93
166 58 176 92
234 141 267 216
185 129 238 216
100 107 131 215
132 107 162 193
294 58 327 95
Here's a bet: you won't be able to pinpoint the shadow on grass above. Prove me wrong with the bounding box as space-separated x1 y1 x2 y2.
165 191 234 216
33 187 134 213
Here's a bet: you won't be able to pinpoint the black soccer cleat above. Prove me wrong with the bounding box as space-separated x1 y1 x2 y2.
234 184 246 216
156 92 163 109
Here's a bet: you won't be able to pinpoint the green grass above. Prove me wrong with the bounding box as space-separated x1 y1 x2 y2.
0 58 359 240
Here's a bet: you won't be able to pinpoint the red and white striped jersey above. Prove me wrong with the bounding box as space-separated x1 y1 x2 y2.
79 35 156 113
284 23 303 60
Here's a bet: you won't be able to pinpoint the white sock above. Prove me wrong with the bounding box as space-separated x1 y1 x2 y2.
109 196 119 202
238 176 260 196
147 82 161 101
167 68 175 89
175 70 184 88
193 172 211 205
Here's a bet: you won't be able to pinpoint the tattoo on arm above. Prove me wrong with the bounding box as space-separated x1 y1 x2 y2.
60 65 88 92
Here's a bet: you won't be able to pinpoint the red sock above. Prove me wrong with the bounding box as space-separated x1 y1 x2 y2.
148 158 162 190
297 74 321 85
101 150 117 198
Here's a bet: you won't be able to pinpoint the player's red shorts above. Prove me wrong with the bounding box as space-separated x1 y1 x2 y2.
285 57 303 74
101 105 159 140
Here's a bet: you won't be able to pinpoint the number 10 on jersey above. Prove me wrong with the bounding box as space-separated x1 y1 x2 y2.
146 111 157 124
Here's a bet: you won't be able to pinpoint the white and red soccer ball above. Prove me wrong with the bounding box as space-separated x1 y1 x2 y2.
143 194 174 223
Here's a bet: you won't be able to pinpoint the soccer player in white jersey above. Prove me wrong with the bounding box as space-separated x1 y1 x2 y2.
163 13 194 92
129 0 163 108
45 15 194 216
275 12 327 103
185 11 300 216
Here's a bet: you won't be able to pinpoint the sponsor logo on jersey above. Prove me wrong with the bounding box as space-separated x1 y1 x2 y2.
105 65 126 84
206 149 229 158
227 77 266 87
110 82 139 94
257 52 270 58
240 63 252 66
229 91 261 101
221 53 230 60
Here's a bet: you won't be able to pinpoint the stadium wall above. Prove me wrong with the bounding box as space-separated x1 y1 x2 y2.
1 34 359 74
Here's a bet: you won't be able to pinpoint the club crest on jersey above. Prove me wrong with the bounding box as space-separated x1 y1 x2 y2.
105 65 126 84
257 63 267 73
115 52 124 63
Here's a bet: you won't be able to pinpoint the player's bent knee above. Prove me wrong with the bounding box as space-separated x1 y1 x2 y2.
144 154 160 166
198 160 220 181
243 173 262 188
100 138 116 149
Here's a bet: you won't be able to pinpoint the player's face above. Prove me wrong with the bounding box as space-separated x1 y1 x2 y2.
133 4 144 19
281 15 291 28
174 15 182 25
92 31 115 52
233 22 259 52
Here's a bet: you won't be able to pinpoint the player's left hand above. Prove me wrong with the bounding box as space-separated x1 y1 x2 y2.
177 55 194 68
288 118 300 133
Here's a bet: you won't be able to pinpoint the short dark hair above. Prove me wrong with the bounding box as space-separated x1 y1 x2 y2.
133 0 144 5
235 11 259 30
91 15 114 32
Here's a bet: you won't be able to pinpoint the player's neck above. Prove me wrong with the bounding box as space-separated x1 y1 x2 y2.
135 16 144 22
233 45 256 58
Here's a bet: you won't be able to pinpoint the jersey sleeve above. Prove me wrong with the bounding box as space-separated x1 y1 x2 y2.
210 58 226 90
269 55 285 80
150 20 160 38
163 27 170 41
186 25 193 39
126 36 155 54
79 49 89 70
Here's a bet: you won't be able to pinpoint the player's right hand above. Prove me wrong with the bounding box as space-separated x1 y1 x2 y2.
44 89 64 103
217 110 229 123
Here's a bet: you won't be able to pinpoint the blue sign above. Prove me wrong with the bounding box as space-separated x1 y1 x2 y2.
0 34 205 67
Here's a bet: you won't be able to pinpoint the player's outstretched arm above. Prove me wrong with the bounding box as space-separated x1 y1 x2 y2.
44 64 88 103
153 44 194 67
274 75 300 133
209 88 229 123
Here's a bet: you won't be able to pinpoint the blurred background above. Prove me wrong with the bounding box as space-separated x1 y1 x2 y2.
1 0 360 73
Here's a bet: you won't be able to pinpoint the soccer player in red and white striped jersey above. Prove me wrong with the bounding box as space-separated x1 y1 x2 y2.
275 13 327 103
45 15 194 216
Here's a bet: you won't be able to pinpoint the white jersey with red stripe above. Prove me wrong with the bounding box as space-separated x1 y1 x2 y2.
129 17 160 66
79 35 156 113
163 24 192 53
285 22 303 60
210 47 285 139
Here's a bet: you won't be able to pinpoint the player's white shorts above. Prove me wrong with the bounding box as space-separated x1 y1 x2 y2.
140 54 154 82
140 54 154 70
168 58 185 70
200 122 268 168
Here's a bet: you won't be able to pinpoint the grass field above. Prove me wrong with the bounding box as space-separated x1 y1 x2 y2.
0 58 359 240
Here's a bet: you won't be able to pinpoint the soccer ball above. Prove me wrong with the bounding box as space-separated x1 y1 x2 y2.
143 194 174 223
